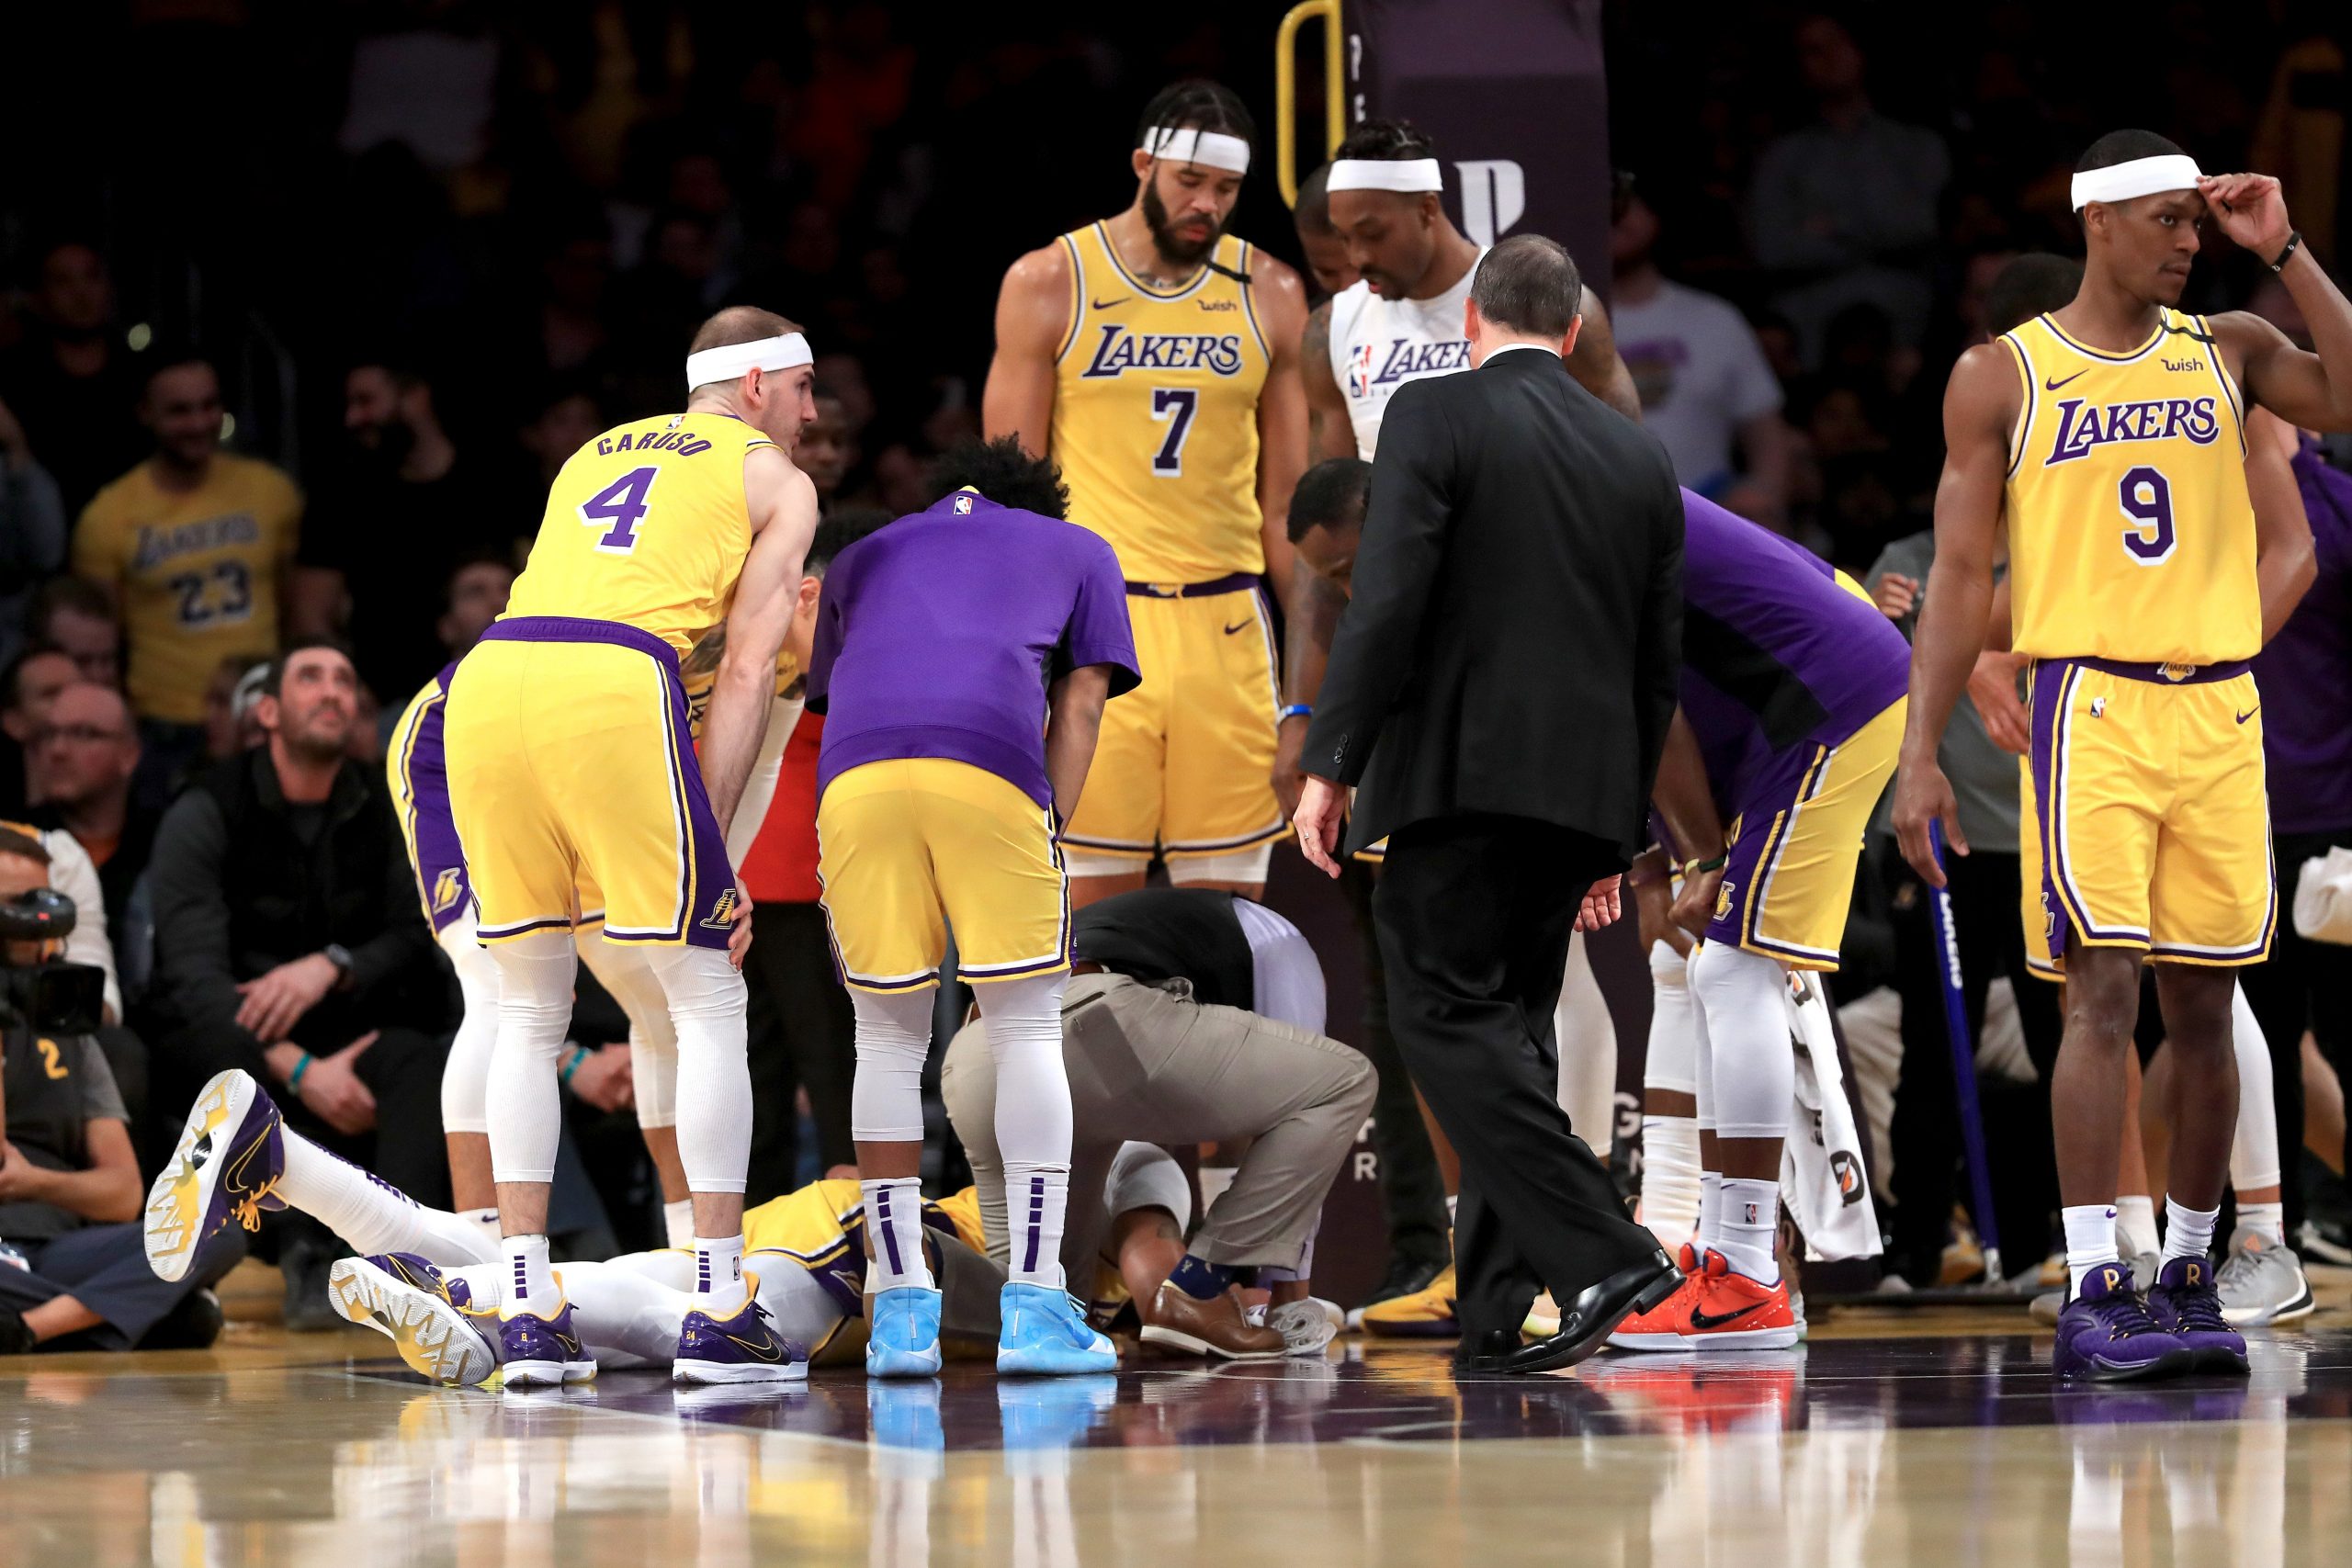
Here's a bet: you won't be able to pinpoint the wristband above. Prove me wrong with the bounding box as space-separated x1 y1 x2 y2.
2267 230 2302 273
289 1053 314 1091
1278 703 1314 721
1681 852 1728 877
560 1046 589 1088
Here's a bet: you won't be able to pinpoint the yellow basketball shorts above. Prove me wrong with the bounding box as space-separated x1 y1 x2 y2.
1058 580 1284 863
444 618 737 951
816 757 1070 994
2021 657 2275 974
1704 697 1905 972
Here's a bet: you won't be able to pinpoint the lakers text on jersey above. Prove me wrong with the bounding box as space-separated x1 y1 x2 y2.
2000 310 2273 969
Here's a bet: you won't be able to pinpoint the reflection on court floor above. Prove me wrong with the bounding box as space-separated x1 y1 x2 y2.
2 1327 2347 1566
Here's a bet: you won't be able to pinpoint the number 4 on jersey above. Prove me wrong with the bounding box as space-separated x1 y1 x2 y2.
581 466 660 553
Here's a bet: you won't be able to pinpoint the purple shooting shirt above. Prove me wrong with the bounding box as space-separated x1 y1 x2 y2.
1677 489 1911 807
806 490 1141 810
2251 439 2352 834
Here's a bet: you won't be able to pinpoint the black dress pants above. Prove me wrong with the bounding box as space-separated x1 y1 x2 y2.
1374 814 1663 1337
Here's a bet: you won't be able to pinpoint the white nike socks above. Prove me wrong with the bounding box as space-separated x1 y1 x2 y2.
503 1233 560 1314
863 1177 933 1292
2163 1199 2220 1265
483 930 579 1185
273 1124 499 1265
695 1233 748 1313
1697 1172 1724 1256
2115 1194 2160 1261
1688 942 1794 1142
2239 1201 2287 1247
2064 1204 2121 1294
976 972 1075 1289
1718 1177 1781 1285
646 944 752 1195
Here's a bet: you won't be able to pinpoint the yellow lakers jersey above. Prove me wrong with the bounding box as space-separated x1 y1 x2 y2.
505 411 774 656
1050 224 1272 581
1999 309 2259 663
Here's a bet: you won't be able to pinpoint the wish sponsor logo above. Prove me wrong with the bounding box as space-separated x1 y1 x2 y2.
2044 395 2219 464
1078 324 1245 378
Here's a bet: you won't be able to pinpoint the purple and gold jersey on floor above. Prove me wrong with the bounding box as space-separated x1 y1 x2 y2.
806 491 1141 810
1677 489 1910 803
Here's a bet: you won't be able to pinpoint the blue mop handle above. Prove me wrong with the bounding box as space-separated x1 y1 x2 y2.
1928 819 2003 1269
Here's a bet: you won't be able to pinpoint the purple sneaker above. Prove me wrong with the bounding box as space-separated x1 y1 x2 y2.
501 1301 596 1388
144 1069 287 1282
2052 1262 2191 1382
2146 1256 2249 1374
674 1273 808 1385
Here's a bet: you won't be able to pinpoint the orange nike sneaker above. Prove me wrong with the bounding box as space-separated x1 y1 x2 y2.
1606 1242 1705 1351
1680 1249 1802 1350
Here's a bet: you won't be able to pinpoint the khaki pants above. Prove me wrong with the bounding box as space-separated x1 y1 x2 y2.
940 972 1374 1284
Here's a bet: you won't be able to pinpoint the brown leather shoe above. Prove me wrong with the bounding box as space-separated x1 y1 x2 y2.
1138 1281 1288 1359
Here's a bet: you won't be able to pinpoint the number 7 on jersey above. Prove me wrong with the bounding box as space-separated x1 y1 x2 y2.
581 466 660 553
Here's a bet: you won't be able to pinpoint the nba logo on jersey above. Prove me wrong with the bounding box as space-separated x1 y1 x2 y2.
1348 342 1375 400
953 494 973 514
431 867 465 915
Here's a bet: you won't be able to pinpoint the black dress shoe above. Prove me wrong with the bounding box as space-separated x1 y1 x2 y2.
1486 1251 1681 1376
1451 1327 1527 1372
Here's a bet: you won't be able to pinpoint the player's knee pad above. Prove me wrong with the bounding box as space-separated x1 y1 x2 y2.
583 933 680 1052
971 972 1072 1165
437 920 501 1134
487 930 578 1059
1645 942 1698 1097
631 1038 679 1130
1687 941 1794 1141
643 943 747 1026
850 987 935 1143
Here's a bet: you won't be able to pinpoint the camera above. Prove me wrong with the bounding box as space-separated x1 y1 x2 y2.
0 887 107 1036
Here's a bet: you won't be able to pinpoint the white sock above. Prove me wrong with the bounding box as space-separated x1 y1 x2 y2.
2115 1193 2160 1261
647 945 752 1196
274 1127 497 1265
464 1206 503 1255
975 971 1075 1289
694 1233 748 1312
862 1178 933 1292
1003 1163 1070 1288
1717 1177 1780 1284
1697 1171 1724 1254
1641 1115 1702 1248
2064 1203 2121 1294
2238 1201 2286 1247
1446 1193 1459 1227
2163 1198 2220 1265
483 931 578 1185
502 1233 560 1314
664 1198 695 1249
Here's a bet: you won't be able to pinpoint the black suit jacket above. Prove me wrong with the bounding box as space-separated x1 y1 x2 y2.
1302 346 1684 859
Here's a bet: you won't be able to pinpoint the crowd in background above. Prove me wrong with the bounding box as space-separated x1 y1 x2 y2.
5 0 2352 1345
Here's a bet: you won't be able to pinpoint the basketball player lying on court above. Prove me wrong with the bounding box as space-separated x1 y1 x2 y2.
1895 134 2352 1381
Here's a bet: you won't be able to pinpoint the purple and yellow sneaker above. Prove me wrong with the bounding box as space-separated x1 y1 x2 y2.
2146 1255 2250 1374
2052 1261 2191 1382
330 1253 500 1386
500 1299 596 1388
675 1271 808 1385
144 1069 286 1282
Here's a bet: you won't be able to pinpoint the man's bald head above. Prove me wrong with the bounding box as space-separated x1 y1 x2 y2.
689 306 803 355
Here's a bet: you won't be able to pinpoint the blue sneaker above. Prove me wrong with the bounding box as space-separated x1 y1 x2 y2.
2145 1255 2250 1374
997 1281 1118 1376
145 1069 286 1282
2052 1262 2191 1382
500 1300 596 1388
328 1253 499 1386
676 1273 809 1385
866 1285 944 1378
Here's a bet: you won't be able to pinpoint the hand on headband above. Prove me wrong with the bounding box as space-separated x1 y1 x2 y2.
2196 173 2290 259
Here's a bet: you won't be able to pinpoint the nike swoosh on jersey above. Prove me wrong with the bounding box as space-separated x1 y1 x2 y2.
1689 1301 1768 1331
1223 619 1252 635
1091 297 1131 310
2236 706 2259 724
2044 369 2088 391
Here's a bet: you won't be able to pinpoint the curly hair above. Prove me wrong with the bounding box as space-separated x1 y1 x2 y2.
1335 118 1436 163
927 436 1071 520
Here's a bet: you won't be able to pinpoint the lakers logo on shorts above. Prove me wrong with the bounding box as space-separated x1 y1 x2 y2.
700 887 741 931
431 867 465 916
1715 880 1737 921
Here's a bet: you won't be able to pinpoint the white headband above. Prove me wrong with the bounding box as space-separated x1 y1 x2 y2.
1327 157 1443 194
1141 125 1250 175
2071 154 2203 212
684 332 812 392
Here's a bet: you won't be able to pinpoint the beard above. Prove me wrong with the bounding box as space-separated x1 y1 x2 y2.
353 417 417 469
1143 180 1222 268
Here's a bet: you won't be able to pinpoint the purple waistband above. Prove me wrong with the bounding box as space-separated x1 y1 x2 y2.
1125 571 1261 599
2049 656 2252 686
481 615 684 674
